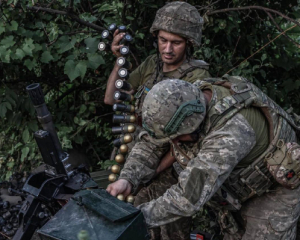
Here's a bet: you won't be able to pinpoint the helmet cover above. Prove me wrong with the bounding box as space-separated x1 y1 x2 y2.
150 1 204 46
142 79 206 144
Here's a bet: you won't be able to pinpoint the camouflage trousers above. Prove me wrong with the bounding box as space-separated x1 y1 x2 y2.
134 168 192 240
223 184 300 240
134 167 300 240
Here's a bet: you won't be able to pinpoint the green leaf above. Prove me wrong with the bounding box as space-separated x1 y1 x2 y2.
76 61 87 79
0 103 7 118
64 60 87 81
84 38 99 53
64 60 88 80
74 116 79 124
0 47 11 63
24 59 37 70
80 13 97 23
87 53 104 69
0 36 15 48
3 102 12 111
21 147 30 162
57 36 76 54
79 104 87 114
64 60 80 81
22 128 30 143
47 22 59 42
6 88 18 101
74 116 87 126
41 51 54 63
99 3 115 12
33 43 42 52
27 121 38 132
218 20 227 29
5 95 16 107
232 68 241 76
14 49 25 60
135 33 144 40
7 21 18 31
260 69 266 78
14 142 23 149
5 171 12 181
261 53 267 62
22 38 35 56
7 161 15 169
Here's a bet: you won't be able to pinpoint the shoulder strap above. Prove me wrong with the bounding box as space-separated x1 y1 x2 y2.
135 59 209 114
205 76 300 142
171 59 209 79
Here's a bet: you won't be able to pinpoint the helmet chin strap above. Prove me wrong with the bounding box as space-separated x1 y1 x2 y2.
169 139 191 161
154 45 160 85
186 41 194 61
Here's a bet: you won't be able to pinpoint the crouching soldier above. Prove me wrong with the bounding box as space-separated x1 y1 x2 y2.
107 76 300 240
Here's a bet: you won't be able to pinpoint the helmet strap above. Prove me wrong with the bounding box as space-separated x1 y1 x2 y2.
186 41 194 61
154 45 161 85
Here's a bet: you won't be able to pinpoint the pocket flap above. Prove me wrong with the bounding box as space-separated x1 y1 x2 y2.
269 216 297 232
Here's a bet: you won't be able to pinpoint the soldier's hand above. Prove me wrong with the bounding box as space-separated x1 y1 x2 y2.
106 179 132 197
111 29 125 58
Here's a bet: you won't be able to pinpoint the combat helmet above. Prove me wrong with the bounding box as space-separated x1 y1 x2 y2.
142 79 206 144
150 2 204 46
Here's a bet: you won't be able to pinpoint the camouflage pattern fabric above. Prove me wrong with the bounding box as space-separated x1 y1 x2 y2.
134 168 191 240
150 1 204 46
118 77 300 239
119 136 169 191
266 141 300 189
225 184 300 240
135 113 256 227
142 79 206 142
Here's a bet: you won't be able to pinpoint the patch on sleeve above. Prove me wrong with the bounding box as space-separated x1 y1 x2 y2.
182 168 208 205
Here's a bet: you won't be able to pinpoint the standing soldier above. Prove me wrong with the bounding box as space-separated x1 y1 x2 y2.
104 1 210 109
107 77 300 240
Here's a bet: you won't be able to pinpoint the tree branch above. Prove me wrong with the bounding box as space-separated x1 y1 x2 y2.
26 6 105 32
55 85 79 104
55 84 95 104
46 0 56 8
61 30 98 35
225 24 297 75
207 6 300 29
265 11 300 48
2 76 69 86
196 0 221 11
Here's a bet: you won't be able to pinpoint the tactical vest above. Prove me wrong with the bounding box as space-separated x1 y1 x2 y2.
174 75 300 202
134 57 209 119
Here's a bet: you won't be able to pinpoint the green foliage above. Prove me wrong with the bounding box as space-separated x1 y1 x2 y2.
0 3 300 235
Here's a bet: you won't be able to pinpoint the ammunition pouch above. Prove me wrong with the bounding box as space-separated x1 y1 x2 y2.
224 161 274 202
217 209 239 235
265 140 300 189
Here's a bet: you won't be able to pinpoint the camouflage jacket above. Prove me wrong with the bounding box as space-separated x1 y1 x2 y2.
119 77 298 227
120 87 257 227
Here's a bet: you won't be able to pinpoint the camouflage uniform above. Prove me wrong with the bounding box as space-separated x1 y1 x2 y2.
115 1 210 157
119 78 300 239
